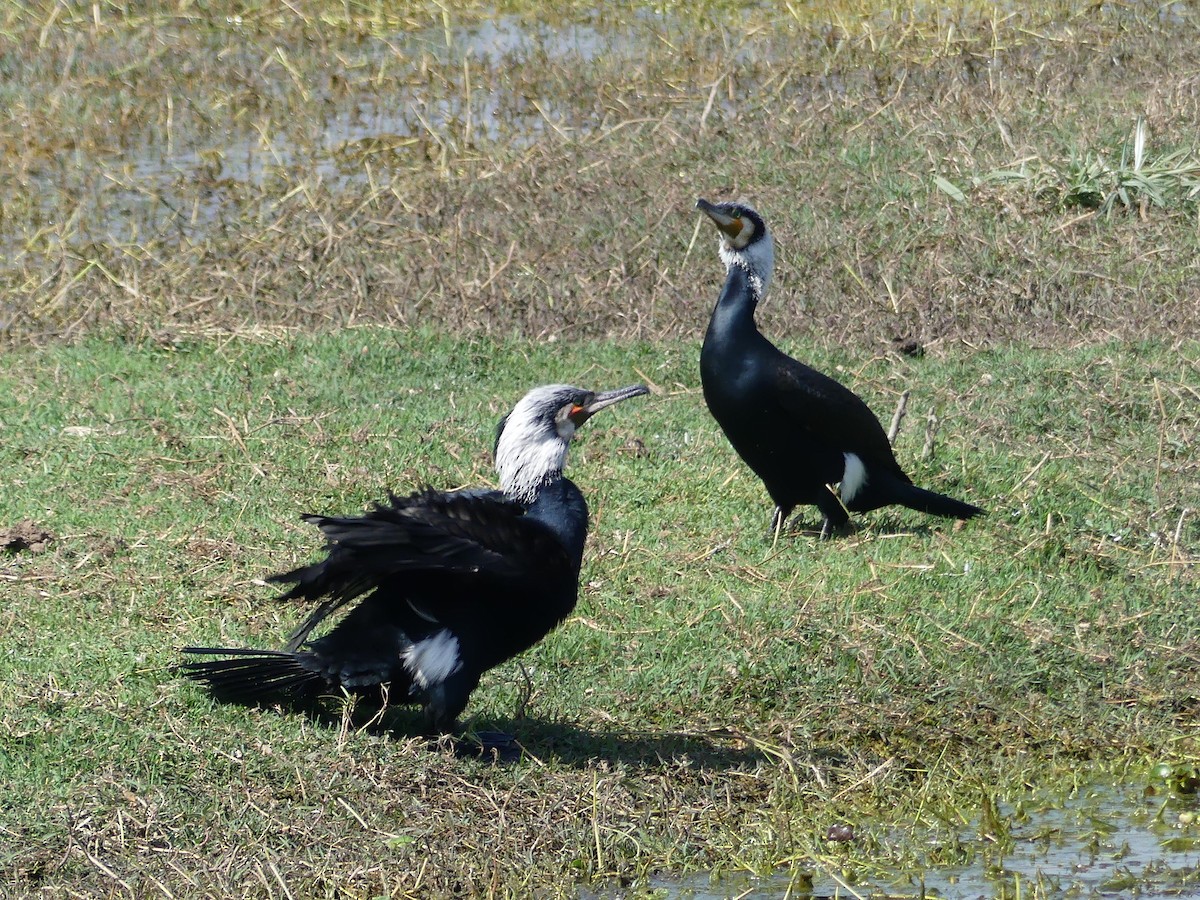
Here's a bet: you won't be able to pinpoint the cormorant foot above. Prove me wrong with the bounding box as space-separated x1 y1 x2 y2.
453 730 524 763
818 518 856 540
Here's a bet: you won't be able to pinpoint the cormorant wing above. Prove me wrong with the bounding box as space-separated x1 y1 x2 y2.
271 487 573 649
772 355 899 464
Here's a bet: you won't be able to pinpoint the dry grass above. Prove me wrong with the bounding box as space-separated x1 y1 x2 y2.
3 2 1200 348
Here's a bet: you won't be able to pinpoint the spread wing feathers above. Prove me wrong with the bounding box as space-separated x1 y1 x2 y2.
270 487 572 648
773 358 905 474
177 647 326 705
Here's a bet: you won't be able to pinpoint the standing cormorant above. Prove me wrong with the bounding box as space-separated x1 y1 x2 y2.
696 197 984 538
180 383 649 738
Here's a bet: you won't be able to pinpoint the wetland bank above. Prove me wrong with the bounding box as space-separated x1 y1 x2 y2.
1 2 1198 897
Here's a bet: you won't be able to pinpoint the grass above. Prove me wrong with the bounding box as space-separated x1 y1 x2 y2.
1 329 1197 896
4 1 1200 347
963 118 1200 215
2 0 1200 895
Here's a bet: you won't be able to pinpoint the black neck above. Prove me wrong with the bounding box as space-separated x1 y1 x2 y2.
524 477 589 572
706 262 761 341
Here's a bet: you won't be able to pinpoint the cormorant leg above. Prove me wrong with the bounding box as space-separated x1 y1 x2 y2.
424 672 521 761
816 490 851 540
421 672 476 736
768 505 792 543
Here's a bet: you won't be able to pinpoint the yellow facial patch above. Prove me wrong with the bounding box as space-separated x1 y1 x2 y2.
718 217 744 240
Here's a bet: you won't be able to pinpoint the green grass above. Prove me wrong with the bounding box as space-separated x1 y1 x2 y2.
1 329 1196 896
4 0 1200 894
962 118 1200 215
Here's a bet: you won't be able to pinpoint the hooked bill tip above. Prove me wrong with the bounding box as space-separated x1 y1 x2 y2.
591 383 650 406
574 384 650 422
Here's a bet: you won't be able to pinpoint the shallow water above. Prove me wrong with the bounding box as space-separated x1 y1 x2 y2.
12 1 1198 263
7 12 648 256
408 14 618 65
638 777 1200 899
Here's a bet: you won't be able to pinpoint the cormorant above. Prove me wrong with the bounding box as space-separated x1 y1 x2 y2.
696 197 984 539
180 383 649 738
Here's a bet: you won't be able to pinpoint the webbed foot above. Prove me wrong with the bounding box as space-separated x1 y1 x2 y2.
453 730 523 763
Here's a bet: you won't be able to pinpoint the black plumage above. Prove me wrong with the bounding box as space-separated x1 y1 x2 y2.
696 198 984 538
180 383 648 735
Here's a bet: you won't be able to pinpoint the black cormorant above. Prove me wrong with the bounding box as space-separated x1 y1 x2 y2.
696 197 984 539
180 383 649 737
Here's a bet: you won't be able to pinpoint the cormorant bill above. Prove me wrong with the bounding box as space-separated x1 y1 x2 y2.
695 197 985 539
180 383 649 741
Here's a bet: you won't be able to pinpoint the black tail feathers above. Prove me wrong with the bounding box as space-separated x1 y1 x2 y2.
178 647 326 707
845 471 984 521
891 481 985 520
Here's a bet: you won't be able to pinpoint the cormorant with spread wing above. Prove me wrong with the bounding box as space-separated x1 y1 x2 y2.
180 383 649 737
696 197 984 539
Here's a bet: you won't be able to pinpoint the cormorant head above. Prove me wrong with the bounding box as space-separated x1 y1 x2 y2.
494 383 649 502
696 198 775 299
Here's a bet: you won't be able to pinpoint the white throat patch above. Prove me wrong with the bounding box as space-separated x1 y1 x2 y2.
718 230 774 301
402 629 462 690
495 385 574 503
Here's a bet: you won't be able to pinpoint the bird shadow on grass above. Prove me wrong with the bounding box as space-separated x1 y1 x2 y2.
783 516 944 542
292 700 769 770
496 718 771 771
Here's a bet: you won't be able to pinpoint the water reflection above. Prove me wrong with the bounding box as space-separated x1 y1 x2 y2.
6 13 642 256
404 14 616 65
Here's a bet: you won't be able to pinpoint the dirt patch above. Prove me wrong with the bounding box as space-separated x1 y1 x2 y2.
1 521 55 553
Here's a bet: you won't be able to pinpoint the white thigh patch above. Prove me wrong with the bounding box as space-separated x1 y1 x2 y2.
840 452 869 502
402 630 463 689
